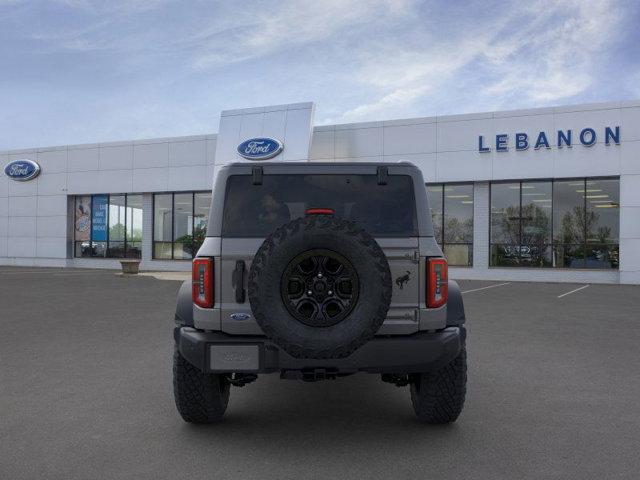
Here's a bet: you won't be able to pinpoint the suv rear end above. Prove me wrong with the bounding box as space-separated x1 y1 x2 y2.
173 162 466 424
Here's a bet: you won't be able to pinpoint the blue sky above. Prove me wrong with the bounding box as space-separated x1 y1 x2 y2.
1 0 639 150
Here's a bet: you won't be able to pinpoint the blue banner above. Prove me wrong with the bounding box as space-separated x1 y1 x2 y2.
91 195 108 242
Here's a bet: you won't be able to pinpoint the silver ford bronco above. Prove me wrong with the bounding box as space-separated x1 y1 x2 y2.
173 162 467 423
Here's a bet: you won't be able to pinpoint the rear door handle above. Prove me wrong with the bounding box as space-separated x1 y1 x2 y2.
232 260 246 303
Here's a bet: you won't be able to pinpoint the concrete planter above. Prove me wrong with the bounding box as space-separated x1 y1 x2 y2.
119 259 141 274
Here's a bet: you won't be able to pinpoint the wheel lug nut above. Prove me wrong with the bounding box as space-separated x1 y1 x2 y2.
307 290 313 295
317 273 323 278
328 290 333 295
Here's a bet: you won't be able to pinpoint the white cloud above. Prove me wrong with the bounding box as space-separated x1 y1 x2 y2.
0 0 634 149
335 0 625 122
339 85 429 121
190 0 413 69
481 0 621 105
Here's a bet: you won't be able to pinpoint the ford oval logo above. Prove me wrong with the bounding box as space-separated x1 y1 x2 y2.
237 137 283 160
4 159 41 182
230 313 251 321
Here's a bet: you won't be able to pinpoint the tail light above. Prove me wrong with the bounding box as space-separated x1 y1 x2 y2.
426 258 448 308
192 258 214 308
306 208 335 215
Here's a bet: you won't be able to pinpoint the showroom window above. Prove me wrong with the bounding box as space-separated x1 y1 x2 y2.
426 183 474 266
74 194 143 258
153 192 212 259
490 178 619 269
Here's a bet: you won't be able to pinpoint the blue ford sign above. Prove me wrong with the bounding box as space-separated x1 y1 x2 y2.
237 137 283 160
4 159 41 181
478 126 620 152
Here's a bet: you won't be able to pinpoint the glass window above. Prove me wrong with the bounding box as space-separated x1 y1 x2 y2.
173 193 193 260
585 179 619 269
91 194 109 257
108 195 126 258
74 196 92 257
553 180 586 268
152 192 211 259
154 194 173 259
491 178 619 269
194 192 211 253
223 174 418 237
427 185 443 244
427 183 473 266
126 195 143 259
73 193 143 259
520 181 552 267
490 183 520 267
443 184 473 266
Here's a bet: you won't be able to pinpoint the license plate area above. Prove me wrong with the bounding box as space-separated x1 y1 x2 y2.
209 344 260 372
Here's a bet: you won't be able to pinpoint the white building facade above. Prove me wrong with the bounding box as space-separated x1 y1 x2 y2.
1 100 639 284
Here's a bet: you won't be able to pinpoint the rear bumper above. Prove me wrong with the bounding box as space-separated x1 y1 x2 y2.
175 326 465 375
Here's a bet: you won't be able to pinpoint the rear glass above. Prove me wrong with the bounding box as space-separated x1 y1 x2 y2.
222 174 417 237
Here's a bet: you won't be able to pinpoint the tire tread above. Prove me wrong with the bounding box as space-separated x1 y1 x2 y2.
410 346 467 424
173 349 230 423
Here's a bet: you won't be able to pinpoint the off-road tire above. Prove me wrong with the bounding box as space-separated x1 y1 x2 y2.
173 348 230 423
409 345 467 424
248 214 392 359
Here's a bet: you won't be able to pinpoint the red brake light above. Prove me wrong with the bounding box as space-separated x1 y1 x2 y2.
427 258 448 308
306 208 335 215
192 258 214 308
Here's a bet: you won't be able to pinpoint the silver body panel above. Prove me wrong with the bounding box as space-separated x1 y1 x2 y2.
193 235 446 333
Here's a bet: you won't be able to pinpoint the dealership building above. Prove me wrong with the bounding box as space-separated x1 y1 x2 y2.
1 100 639 284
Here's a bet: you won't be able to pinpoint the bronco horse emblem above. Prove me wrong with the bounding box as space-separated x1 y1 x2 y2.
395 270 411 290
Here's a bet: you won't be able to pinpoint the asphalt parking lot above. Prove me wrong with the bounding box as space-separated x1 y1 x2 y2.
1 268 639 480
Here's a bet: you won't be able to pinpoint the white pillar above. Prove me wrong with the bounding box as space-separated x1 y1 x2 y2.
619 174 640 284
141 193 153 262
473 181 490 270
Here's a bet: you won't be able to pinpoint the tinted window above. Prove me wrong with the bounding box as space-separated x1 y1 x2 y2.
73 193 143 259
173 193 193 259
153 194 172 259
108 194 126 257
490 178 619 270
222 174 417 237
126 194 143 258
427 183 474 266
553 180 587 268
427 185 443 244
585 178 619 244
491 182 520 245
520 181 552 267
193 192 211 252
444 184 473 244
152 192 211 260
553 180 585 245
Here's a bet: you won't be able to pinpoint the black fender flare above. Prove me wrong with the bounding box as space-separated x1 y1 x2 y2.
175 280 194 327
446 280 466 326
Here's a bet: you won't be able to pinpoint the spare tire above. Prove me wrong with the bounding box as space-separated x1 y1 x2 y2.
248 215 392 359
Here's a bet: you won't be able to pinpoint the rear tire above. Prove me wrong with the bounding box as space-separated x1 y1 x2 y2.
173 348 230 423
409 345 467 424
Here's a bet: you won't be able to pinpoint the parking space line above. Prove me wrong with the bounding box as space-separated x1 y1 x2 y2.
461 282 511 294
557 284 590 298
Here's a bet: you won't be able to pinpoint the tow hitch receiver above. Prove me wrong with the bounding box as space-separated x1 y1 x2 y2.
280 368 340 382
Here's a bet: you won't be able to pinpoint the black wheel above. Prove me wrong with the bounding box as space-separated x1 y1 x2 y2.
281 249 359 327
173 348 230 423
248 214 392 359
410 345 467 424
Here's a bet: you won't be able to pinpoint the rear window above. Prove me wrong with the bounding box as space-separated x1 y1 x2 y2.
222 174 417 237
